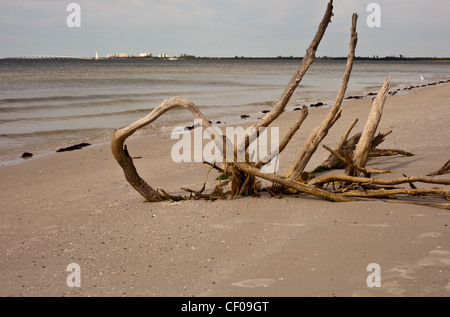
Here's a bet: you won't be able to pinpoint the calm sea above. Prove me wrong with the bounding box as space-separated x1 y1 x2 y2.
1 58 449 164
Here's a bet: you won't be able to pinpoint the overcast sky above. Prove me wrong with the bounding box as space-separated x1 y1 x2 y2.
1 0 449 58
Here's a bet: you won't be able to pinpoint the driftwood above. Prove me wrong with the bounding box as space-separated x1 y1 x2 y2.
320 118 358 169
240 0 334 147
283 13 358 181
352 76 390 171
314 175 450 187
256 106 308 169
369 149 414 158
318 129 395 172
111 97 230 202
111 0 449 210
428 160 450 176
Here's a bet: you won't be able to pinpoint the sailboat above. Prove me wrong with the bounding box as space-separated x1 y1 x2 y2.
168 49 178 60
95 51 99 60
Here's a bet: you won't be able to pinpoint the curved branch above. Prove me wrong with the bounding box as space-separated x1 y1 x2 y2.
111 96 231 202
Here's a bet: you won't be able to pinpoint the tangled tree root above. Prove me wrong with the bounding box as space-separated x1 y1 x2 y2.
111 1 449 210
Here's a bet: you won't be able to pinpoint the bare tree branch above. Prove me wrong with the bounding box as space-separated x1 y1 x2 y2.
284 13 359 180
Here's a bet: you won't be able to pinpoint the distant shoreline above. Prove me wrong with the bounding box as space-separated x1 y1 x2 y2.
1 56 450 62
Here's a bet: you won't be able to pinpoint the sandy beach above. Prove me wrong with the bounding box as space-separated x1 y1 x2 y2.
0 83 449 297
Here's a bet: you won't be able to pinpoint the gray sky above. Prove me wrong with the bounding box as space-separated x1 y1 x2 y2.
1 0 449 58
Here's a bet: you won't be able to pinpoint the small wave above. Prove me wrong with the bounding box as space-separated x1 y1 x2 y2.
0 93 137 105
0 108 156 124
0 127 110 138
0 91 186 107
0 97 160 112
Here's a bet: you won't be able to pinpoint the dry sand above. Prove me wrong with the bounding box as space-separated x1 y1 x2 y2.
0 83 449 297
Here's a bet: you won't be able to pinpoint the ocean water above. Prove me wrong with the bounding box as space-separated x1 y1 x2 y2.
0 58 449 164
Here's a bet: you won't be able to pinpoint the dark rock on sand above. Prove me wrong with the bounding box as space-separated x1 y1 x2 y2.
186 122 202 130
56 143 91 153
310 102 324 108
346 95 363 100
241 115 250 119
21 152 33 159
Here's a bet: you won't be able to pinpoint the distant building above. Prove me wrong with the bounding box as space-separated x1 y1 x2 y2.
140 52 152 57
179 53 195 59
106 53 130 58
158 53 169 58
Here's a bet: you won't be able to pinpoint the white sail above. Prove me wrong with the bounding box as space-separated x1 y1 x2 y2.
95 51 99 60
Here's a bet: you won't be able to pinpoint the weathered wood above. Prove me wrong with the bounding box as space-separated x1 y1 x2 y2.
340 188 450 200
322 144 391 176
256 105 308 169
336 119 359 151
321 132 362 170
321 129 393 171
238 0 335 151
370 129 393 149
352 77 391 169
109 4 449 211
428 160 450 176
111 96 230 202
284 13 359 180
233 162 356 202
369 149 414 157
314 174 450 187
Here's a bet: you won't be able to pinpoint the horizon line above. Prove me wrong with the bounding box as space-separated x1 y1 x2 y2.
2 55 450 60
